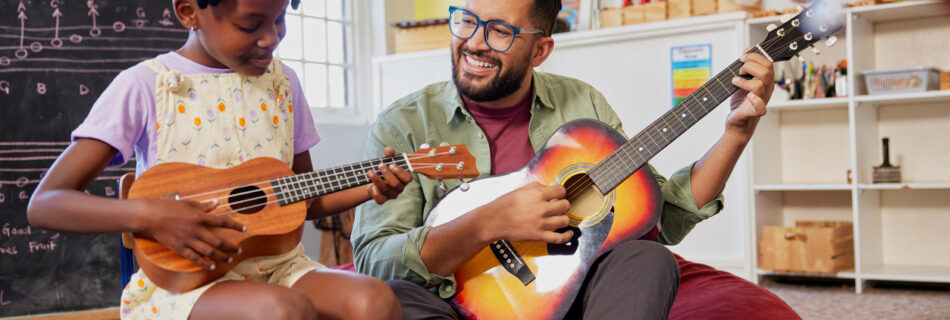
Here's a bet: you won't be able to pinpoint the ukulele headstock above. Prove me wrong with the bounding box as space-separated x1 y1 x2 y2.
406 144 479 180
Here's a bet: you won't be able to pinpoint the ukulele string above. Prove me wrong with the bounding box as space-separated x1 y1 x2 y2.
176 150 460 202
196 163 461 217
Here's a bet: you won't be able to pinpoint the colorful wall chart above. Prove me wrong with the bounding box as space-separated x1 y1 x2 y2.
671 44 711 107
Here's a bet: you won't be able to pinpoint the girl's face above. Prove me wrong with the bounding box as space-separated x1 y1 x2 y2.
186 0 288 75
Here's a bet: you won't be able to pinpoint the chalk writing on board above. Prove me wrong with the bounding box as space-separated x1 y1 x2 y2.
1 0 186 316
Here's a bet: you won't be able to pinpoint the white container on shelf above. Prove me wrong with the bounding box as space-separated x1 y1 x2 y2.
862 66 941 95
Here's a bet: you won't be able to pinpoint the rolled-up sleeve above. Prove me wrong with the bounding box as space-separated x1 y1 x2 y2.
654 163 724 245
351 116 455 292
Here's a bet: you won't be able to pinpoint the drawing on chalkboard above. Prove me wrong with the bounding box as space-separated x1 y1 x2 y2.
0 0 187 317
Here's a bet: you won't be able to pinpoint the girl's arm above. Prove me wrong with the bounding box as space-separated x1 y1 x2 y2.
27 138 243 270
293 148 412 221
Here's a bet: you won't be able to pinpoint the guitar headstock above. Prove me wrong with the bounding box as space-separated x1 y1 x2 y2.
406 144 479 180
757 0 845 62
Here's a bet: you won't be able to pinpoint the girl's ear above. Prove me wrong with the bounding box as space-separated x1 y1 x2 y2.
173 0 199 30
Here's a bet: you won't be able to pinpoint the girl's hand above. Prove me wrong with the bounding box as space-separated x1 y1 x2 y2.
139 198 245 270
366 147 413 204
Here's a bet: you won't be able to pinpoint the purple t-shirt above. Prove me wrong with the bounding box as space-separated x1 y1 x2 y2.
72 52 320 176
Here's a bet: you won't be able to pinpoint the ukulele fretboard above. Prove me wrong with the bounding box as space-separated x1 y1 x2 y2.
271 155 410 205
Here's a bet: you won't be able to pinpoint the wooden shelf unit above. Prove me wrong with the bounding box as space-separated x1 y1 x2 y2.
746 0 950 293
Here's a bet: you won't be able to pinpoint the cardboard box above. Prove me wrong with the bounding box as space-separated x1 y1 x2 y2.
600 8 623 28
941 71 950 90
392 20 452 54
759 221 854 274
692 0 717 15
622 5 646 25
668 0 692 19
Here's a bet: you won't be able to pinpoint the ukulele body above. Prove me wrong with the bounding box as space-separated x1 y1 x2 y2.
424 119 663 319
128 157 305 293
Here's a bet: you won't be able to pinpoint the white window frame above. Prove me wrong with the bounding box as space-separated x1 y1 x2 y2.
278 0 374 124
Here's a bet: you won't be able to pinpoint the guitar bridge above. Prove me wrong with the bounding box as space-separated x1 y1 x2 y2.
490 240 535 286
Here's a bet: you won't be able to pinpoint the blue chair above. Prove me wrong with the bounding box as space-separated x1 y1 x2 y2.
118 173 137 288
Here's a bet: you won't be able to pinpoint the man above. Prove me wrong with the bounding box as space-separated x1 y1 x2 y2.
357 0 774 318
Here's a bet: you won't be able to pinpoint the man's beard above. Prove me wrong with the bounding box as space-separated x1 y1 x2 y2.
452 47 531 103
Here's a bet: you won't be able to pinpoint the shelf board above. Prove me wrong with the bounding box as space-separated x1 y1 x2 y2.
754 184 853 191
757 268 857 279
858 183 950 190
861 264 950 283
849 0 950 23
767 97 850 110
854 90 950 105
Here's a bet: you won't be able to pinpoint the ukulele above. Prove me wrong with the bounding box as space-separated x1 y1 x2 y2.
423 2 844 319
127 145 477 293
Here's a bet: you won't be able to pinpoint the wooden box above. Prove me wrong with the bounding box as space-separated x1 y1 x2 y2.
692 0 717 16
668 0 692 19
717 0 762 13
622 5 646 25
941 71 950 90
643 2 668 22
392 20 452 54
601 8 623 28
759 221 854 274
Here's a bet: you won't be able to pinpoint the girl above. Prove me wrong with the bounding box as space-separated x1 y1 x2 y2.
27 0 410 319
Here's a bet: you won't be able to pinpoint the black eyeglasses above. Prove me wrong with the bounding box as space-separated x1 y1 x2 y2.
448 6 544 52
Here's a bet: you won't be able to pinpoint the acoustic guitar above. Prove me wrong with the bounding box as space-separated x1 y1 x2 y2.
127 145 477 293
423 2 844 319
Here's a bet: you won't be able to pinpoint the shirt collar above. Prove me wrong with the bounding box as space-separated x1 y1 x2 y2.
442 71 556 124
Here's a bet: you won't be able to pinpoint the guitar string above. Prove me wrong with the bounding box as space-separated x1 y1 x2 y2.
205 163 463 217
175 150 463 201
557 28 813 203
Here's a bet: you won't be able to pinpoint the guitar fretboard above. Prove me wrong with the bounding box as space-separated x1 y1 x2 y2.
588 48 761 193
271 155 409 205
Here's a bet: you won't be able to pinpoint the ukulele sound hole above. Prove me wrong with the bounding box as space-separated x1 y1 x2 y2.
228 186 268 214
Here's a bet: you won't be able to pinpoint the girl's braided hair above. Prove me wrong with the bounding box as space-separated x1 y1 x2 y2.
196 0 300 10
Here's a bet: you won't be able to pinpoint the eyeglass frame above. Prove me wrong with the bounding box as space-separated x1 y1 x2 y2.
447 6 546 52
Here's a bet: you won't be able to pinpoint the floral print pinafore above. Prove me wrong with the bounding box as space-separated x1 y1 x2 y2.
119 58 322 319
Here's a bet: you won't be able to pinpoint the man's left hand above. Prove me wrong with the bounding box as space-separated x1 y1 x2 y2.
728 50 774 140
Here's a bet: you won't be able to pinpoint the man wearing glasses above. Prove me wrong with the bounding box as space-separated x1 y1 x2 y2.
356 0 775 318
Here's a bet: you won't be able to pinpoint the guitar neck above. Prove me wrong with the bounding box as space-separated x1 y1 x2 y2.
271 154 410 205
588 47 761 193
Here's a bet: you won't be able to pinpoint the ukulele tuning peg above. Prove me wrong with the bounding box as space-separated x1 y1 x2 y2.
811 46 821 55
766 23 777 32
459 179 470 192
438 180 448 193
439 141 449 147
419 143 431 149
825 36 838 47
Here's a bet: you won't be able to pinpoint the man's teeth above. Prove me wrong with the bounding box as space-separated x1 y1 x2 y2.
466 55 495 68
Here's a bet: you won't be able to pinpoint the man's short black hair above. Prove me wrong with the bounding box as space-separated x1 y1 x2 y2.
196 0 300 10
532 0 562 36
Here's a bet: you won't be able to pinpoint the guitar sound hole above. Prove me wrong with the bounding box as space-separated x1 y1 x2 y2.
228 186 268 214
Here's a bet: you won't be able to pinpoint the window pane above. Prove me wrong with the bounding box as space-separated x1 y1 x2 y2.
328 66 346 108
305 63 327 108
327 0 343 20
303 18 327 62
327 21 345 64
303 0 326 17
277 14 302 60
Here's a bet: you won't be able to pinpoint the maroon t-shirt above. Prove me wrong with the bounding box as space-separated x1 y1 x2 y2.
462 94 535 175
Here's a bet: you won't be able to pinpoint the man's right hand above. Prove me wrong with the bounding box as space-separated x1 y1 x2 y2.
139 198 245 270
476 182 573 244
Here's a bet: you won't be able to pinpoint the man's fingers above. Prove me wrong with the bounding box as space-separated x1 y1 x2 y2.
539 184 567 201
543 214 571 230
542 229 574 244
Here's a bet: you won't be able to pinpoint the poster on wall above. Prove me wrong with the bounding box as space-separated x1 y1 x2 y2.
671 44 712 107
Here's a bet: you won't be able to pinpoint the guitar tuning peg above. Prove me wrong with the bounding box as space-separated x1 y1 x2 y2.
797 55 805 63
825 36 838 47
419 143 431 149
438 180 448 193
780 14 793 23
811 46 821 55
459 179 470 192
766 23 777 32
439 141 449 146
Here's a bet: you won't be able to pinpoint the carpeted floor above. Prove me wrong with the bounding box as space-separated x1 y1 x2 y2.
761 277 950 320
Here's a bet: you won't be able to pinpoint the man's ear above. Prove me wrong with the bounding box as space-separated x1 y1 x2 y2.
173 0 199 30
531 36 555 67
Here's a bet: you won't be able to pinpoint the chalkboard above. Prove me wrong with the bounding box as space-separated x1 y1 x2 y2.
0 0 185 317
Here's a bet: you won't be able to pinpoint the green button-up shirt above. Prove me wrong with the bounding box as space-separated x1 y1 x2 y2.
353 71 724 298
